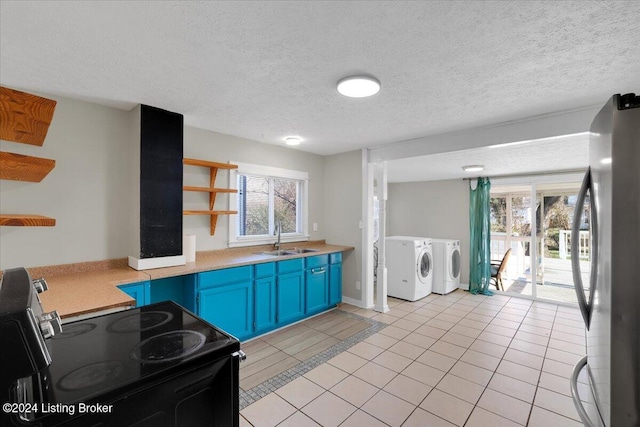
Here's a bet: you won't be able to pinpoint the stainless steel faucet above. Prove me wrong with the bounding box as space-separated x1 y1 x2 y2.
274 219 282 250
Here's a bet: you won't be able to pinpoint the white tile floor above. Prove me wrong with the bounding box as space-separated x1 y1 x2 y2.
240 290 587 426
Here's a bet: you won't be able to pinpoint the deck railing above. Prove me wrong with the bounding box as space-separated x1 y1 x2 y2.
559 230 590 260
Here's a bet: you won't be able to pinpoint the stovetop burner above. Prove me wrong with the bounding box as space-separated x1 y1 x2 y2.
54 322 97 339
131 330 206 364
58 361 124 391
106 311 174 333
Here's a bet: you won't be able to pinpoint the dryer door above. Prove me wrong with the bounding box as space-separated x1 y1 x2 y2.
449 247 461 280
417 248 432 284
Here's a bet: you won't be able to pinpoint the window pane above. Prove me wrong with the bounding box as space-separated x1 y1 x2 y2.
490 196 507 232
511 195 532 237
239 175 269 236
274 178 298 233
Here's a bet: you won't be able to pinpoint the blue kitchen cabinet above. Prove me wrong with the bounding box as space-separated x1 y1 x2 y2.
149 274 196 312
305 255 329 315
198 281 253 340
190 253 342 341
254 262 277 334
117 281 150 307
197 266 254 340
329 252 343 306
276 258 305 324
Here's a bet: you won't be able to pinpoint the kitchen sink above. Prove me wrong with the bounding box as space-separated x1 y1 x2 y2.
260 250 292 256
259 248 319 256
287 248 319 254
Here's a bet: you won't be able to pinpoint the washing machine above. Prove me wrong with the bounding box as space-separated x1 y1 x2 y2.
431 239 461 294
385 236 433 301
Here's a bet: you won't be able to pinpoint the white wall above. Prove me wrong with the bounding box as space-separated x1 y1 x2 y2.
183 126 326 250
0 92 327 269
323 150 362 301
387 179 470 284
1 94 133 270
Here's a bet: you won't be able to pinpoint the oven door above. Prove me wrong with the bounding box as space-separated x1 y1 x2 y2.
13 352 242 427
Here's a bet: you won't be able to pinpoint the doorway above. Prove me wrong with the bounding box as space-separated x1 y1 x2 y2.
489 180 591 304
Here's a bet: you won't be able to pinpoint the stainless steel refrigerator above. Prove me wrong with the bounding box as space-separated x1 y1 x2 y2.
571 93 640 427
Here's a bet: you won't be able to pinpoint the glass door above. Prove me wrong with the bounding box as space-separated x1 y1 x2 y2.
490 181 590 305
537 190 591 304
489 193 534 297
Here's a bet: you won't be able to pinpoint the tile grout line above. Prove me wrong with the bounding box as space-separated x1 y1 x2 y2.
416 294 517 426
239 309 389 410
241 292 584 426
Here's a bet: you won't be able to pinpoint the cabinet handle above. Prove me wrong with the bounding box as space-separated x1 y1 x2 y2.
311 268 326 274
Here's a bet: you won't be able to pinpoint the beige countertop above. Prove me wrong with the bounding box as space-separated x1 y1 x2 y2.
23 241 352 319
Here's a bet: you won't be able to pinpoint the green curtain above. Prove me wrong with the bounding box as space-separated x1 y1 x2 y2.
469 177 492 295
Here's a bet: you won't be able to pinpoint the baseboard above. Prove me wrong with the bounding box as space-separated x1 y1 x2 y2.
458 283 470 291
341 296 367 308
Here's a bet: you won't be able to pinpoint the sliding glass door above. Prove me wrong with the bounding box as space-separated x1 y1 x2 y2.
490 193 533 297
489 180 590 305
537 191 591 303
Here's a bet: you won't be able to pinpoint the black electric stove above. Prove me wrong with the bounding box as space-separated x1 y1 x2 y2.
0 268 243 427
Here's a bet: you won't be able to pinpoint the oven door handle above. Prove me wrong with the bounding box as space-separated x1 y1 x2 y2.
232 350 247 362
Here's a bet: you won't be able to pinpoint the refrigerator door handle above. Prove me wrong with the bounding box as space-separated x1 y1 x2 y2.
571 355 597 427
571 168 598 329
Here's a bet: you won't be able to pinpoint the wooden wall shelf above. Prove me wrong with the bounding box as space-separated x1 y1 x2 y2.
0 86 57 146
1 87 58 228
0 151 56 182
0 214 56 227
184 210 237 215
183 186 236 193
183 158 238 235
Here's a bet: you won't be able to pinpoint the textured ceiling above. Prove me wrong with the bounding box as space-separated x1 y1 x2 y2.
1 1 639 161
386 133 589 183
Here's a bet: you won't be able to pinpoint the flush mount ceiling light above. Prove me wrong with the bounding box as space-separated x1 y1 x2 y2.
462 165 485 172
284 136 301 146
336 75 381 98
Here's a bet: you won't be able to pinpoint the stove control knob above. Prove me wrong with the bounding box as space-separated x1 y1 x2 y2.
40 320 55 339
41 311 63 335
33 278 49 293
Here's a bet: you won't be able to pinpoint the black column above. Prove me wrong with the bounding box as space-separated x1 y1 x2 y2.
139 105 183 258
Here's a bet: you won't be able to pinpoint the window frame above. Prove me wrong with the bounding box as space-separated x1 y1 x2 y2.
228 162 309 248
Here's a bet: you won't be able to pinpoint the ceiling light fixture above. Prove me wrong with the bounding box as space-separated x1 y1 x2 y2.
462 165 484 172
336 75 381 98
284 136 301 146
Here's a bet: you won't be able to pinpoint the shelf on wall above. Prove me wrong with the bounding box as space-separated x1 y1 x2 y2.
0 151 56 182
0 86 57 146
183 158 238 235
183 210 238 215
0 214 56 227
183 186 237 193
1 87 58 228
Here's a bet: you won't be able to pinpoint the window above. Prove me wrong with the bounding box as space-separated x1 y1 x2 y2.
229 162 308 247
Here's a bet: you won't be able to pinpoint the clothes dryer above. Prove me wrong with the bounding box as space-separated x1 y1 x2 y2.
431 239 461 294
385 236 433 301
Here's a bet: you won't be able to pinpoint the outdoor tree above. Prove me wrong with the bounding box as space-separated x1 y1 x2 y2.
241 176 297 236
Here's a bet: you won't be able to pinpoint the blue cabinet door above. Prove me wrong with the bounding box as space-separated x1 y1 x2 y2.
329 263 342 306
306 267 328 314
118 281 150 307
198 281 253 341
254 276 277 333
277 271 305 324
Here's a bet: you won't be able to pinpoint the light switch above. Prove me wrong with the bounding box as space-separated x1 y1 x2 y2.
313 223 318 232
